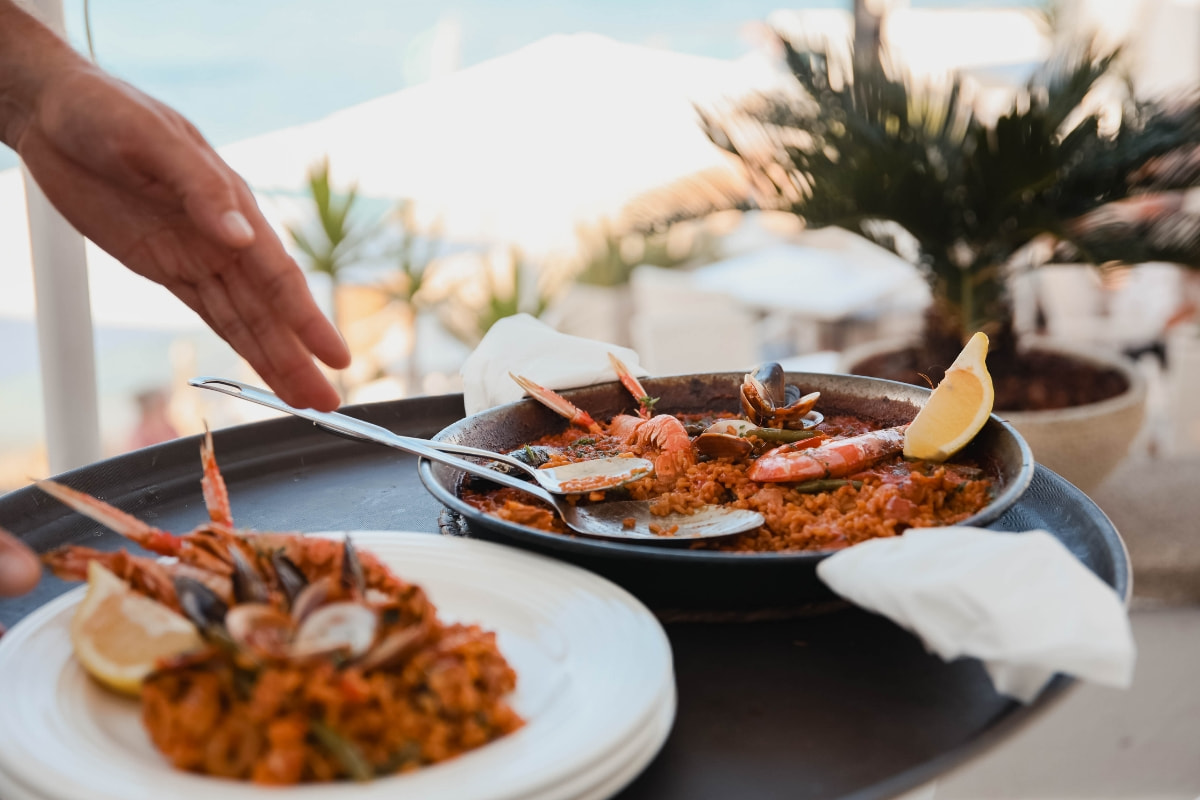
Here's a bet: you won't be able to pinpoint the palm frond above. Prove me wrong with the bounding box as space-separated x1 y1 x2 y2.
698 28 1200 343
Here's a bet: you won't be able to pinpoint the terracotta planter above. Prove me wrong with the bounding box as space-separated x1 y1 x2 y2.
842 337 1148 494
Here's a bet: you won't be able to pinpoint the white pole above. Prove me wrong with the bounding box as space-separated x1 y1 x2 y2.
19 0 102 473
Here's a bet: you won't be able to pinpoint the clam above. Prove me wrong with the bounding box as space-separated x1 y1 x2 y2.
290 576 334 622
226 603 295 659
357 618 432 671
695 419 756 460
291 602 378 660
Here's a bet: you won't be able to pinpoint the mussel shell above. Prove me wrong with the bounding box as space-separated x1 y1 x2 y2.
229 547 271 605
341 536 366 596
751 362 787 403
510 445 554 468
174 576 229 631
464 445 557 491
271 551 308 605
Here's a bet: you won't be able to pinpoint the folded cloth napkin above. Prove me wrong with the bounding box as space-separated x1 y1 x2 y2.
817 527 1136 703
460 314 648 415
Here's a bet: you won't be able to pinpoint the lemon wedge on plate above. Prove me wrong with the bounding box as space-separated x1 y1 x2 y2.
903 331 995 462
70 561 204 696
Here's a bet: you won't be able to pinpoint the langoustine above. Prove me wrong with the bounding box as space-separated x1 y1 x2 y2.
37 431 522 784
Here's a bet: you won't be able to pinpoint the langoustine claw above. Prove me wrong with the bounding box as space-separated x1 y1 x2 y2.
200 428 233 527
509 372 602 434
607 353 656 419
511 359 695 483
748 425 908 483
38 437 436 672
41 546 233 610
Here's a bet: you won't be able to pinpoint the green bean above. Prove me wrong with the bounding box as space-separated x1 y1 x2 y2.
311 720 374 781
792 479 862 494
378 742 422 773
749 427 820 443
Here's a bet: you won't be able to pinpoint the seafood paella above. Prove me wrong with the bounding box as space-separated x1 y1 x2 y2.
35 433 523 785
463 356 996 552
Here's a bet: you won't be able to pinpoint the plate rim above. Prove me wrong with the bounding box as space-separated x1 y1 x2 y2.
0 530 676 800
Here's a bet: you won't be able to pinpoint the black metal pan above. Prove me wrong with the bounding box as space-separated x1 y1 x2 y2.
419 371 1036 611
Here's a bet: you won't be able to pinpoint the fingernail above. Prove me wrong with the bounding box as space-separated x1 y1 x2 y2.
221 210 255 245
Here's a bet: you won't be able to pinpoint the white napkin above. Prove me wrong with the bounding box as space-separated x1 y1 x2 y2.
460 314 648 415
817 527 1136 703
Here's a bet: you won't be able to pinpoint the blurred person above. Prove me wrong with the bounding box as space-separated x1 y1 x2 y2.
0 1 351 599
127 388 180 450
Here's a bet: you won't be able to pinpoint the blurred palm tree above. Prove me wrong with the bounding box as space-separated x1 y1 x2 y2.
699 31 1200 404
287 158 377 338
381 199 441 394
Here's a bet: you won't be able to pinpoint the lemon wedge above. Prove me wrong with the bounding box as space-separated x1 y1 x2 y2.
903 331 995 462
70 561 204 696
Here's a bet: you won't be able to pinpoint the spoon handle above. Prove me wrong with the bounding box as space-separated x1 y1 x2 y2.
188 377 558 505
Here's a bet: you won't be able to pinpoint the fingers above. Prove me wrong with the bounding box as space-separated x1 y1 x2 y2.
23 77 350 410
141 140 257 251
0 530 41 598
171 252 343 412
233 182 352 371
197 265 343 412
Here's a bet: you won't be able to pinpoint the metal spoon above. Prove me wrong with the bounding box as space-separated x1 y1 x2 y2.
189 377 764 541
189 377 652 495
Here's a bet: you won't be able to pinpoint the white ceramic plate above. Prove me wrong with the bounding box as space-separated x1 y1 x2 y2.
0 531 675 800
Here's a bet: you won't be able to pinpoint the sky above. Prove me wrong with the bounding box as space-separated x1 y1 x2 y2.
0 1 1037 169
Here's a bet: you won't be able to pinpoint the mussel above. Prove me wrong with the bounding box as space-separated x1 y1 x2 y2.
740 362 822 430
464 445 557 491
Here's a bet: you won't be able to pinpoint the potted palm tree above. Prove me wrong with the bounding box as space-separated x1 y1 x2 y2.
697 36 1200 490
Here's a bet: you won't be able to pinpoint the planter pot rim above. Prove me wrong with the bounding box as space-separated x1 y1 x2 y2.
842 335 1147 420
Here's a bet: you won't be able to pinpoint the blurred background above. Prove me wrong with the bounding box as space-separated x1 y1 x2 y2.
4 0 1200 489
5 2 1200 795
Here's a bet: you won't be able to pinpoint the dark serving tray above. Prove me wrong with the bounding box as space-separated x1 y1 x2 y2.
0 393 1130 800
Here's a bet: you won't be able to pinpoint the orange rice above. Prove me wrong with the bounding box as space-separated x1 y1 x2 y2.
464 413 993 552
141 621 522 784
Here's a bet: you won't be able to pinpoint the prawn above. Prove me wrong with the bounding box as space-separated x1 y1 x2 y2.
748 425 908 483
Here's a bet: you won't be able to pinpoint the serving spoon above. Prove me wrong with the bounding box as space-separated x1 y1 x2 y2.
190 377 652 495
189 377 764 541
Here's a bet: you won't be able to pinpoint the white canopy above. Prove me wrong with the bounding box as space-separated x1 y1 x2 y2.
219 33 781 252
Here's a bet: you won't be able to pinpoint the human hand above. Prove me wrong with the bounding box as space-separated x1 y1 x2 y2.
0 529 40 599
0 7 350 411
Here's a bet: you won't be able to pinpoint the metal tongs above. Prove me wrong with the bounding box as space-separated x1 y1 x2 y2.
190 377 763 542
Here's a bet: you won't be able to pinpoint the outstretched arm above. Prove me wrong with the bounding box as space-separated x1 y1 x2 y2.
0 0 351 413
0 1 354 601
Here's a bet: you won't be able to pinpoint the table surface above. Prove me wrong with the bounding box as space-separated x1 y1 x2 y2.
0 393 1129 800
